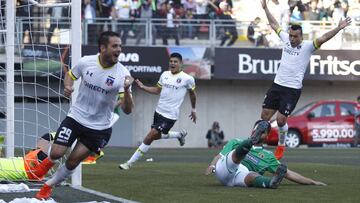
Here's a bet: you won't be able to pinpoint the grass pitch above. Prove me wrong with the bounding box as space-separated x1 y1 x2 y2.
82 147 360 203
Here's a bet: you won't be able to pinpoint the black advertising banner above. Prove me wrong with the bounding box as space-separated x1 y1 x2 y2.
214 48 360 81
21 45 71 77
82 45 168 78
83 46 211 79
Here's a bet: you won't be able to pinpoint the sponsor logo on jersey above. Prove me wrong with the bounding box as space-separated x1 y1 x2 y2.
84 80 110 94
284 46 300 56
105 76 115 87
163 83 183 90
245 153 260 164
86 71 93 77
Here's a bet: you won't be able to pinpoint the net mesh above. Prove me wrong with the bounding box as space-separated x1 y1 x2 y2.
0 0 72 184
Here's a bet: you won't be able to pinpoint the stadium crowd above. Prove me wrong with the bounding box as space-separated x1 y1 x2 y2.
15 0 360 46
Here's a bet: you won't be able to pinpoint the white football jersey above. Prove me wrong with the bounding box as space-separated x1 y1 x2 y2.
274 30 317 89
155 71 195 120
67 54 131 130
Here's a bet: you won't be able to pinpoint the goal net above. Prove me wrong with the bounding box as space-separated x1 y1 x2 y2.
0 0 82 190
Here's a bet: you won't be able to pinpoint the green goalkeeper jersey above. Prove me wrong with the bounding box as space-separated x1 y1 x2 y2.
0 157 27 180
219 138 280 175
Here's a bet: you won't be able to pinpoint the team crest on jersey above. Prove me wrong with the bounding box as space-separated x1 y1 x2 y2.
105 76 115 87
259 153 265 159
176 78 182 83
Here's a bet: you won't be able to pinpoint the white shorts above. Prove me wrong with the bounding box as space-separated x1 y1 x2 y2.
215 150 250 187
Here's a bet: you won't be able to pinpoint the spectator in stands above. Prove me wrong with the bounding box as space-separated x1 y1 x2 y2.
289 0 306 21
47 6 65 44
82 0 98 44
115 0 135 45
247 17 269 47
307 0 321 20
97 0 116 31
135 0 156 45
193 0 209 39
218 2 237 46
330 0 348 21
83 0 97 24
16 0 33 44
162 1 180 45
183 0 196 39
206 121 225 148
318 0 333 20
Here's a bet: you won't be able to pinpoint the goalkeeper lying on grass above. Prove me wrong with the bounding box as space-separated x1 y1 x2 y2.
0 132 104 182
205 120 326 188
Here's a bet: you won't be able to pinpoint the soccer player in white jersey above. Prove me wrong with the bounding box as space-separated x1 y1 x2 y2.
260 0 352 160
119 52 197 170
36 31 134 200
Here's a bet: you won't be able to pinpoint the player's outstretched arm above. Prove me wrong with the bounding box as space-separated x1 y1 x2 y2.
315 17 352 48
135 79 161 95
205 154 221 175
261 0 280 32
285 168 327 186
188 89 197 123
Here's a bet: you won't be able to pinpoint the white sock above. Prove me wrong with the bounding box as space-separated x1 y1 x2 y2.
127 143 150 165
161 131 181 139
45 165 74 186
278 123 288 146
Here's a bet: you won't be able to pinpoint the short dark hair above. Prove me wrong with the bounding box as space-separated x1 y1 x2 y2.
98 31 121 52
290 24 303 35
170 52 182 61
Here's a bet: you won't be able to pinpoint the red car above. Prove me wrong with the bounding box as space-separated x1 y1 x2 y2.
266 100 357 148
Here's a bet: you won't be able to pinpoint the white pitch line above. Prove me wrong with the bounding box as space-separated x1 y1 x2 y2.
72 186 139 203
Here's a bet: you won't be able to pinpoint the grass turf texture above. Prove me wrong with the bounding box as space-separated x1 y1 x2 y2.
82 147 360 203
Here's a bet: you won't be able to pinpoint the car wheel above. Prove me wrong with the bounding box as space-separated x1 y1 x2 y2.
285 130 301 148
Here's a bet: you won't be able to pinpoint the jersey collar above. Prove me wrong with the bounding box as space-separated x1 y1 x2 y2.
98 55 116 69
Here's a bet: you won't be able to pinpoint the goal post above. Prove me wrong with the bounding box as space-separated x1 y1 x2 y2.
2 0 82 187
71 0 82 187
5 0 15 158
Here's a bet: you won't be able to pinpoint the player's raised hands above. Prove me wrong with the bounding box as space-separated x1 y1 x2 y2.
338 17 352 30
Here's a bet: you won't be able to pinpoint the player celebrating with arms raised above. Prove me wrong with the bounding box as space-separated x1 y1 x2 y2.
260 0 351 159
119 52 197 170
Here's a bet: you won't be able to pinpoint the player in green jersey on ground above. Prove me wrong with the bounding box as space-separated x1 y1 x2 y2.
205 120 326 187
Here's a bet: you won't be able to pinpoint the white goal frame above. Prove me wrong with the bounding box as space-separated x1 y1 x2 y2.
5 0 82 186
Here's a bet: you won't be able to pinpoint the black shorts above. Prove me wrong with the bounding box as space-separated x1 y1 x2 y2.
262 83 302 116
53 117 112 154
151 112 176 134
